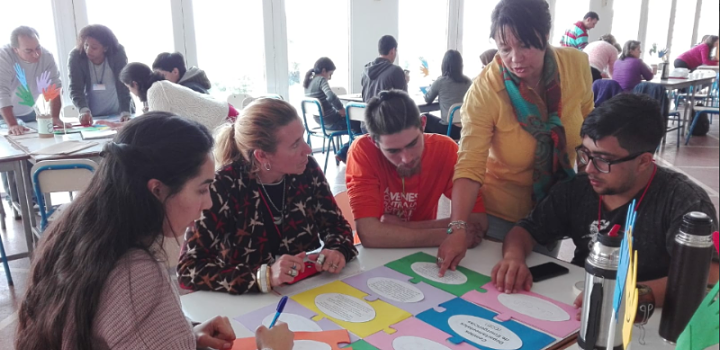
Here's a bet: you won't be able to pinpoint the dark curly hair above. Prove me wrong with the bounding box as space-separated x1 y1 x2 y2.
76 24 120 56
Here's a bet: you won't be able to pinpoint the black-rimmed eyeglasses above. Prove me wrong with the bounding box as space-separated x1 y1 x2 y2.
575 146 649 173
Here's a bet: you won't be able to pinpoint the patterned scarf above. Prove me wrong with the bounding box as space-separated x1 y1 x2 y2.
499 48 575 204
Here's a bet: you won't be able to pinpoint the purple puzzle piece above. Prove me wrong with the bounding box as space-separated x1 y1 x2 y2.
234 298 344 334
342 266 455 316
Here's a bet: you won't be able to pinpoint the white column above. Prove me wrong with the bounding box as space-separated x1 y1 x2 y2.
263 0 289 99
172 0 198 67
51 0 84 105
447 0 463 52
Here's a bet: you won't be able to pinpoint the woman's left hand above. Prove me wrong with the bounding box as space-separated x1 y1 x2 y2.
309 249 346 274
193 316 236 349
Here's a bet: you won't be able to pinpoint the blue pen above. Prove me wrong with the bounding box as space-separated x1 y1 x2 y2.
268 296 288 329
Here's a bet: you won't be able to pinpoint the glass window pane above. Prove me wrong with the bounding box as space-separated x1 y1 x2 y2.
611 0 642 48
644 0 673 64
669 0 698 63
552 0 590 47
398 0 449 92
86 0 174 66
194 0 266 99
462 0 500 78
697 0 719 47
286 0 349 109
0 0 59 64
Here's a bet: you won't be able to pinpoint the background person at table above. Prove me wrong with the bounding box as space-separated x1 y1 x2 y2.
480 49 498 68
438 0 594 275
346 90 487 249
674 35 719 72
422 50 472 140
177 98 357 295
490 94 718 314
152 51 212 94
361 35 408 102
303 57 360 163
15 113 247 350
0 26 65 135
584 34 620 81
68 24 133 126
119 63 237 132
613 40 654 91
559 11 599 50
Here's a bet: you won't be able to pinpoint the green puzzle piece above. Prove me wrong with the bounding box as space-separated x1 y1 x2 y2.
385 252 491 297
344 340 379 350
676 282 719 350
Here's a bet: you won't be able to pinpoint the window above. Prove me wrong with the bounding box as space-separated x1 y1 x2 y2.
551 0 590 46
286 0 349 109
644 0 673 64
193 0 266 100
697 0 719 45
85 0 174 66
462 0 500 78
611 0 642 49
0 0 59 64
398 0 449 92
669 0 698 63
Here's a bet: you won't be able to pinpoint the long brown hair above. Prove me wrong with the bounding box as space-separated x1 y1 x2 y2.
214 98 299 171
16 113 213 350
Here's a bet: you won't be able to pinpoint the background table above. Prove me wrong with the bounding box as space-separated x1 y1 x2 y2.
0 133 34 258
180 242 673 349
338 93 440 113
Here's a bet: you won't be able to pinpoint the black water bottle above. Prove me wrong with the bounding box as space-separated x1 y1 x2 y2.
659 212 714 343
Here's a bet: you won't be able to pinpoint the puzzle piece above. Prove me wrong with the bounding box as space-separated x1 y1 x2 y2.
341 340 380 350
462 282 579 338
231 329 350 350
417 298 556 350
343 266 455 315
385 252 491 297
676 282 719 350
365 317 477 350
234 298 345 334
291 280 412 338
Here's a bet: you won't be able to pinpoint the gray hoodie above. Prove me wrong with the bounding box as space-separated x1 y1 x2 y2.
361 57 407 102
178 67 212 94
0 44 62 117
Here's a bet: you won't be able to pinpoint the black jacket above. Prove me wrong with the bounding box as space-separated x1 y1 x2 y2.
361 57 407 102
68 45 134 115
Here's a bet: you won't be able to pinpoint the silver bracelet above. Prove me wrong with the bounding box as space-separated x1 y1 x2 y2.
259 264 269 293
446 220 467 234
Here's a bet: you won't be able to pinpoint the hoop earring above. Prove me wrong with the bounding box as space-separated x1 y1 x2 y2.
264 163 271 171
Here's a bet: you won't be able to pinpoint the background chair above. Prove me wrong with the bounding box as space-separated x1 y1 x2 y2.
0 229 11 285
241 96 257 109
227 93 251 109
301 98 348 173
32 159 98 233
331 87 347 96
345 102 366 142
446 103 462 138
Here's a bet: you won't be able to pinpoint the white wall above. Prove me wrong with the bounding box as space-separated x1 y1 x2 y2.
349 0 399 94
589 0 614 42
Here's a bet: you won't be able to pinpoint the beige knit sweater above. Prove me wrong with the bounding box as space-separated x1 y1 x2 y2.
62 249 197 350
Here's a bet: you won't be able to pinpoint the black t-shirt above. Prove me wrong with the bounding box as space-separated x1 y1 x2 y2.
518 166 718 281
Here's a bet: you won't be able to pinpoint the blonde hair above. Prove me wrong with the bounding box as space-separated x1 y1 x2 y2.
214 98 300 172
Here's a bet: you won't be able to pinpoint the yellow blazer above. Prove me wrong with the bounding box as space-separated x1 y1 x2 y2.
455 47 594 222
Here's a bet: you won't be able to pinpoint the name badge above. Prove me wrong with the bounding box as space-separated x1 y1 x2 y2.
92 83 106 91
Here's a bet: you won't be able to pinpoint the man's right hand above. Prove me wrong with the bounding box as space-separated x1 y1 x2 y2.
9 124 28 136
491 256 532 294
79 112 93 126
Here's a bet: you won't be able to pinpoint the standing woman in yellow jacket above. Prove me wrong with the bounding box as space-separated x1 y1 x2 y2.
437 0 594 274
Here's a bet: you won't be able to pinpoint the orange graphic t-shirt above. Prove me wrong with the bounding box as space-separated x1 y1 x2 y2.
346 134 485 221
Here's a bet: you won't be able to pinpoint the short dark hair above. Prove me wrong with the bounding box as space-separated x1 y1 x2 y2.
378 35 398 56
584 11 600 20
10 26 39 48
152 52 187 77
490 0 551 50
76 24 120 56
581 93 663 154
365 90 421 140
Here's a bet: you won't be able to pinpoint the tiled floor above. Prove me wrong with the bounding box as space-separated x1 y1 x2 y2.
1 122 718 348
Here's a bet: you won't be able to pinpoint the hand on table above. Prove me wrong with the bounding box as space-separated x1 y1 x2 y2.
9 124 29 135
436 228 468 277
79 112 93 126
270 252 306 287
193 316 236 350
309 249 346 274
491 256 532 294
255 322 294 350
573 292 583 320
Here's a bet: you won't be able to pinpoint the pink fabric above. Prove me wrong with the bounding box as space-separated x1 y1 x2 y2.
227 104 239 123
677 44 719 70
584 41 618 77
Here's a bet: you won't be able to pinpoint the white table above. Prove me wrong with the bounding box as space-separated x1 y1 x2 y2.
338 93 440 114
697 65 720 72
0 133 34 257
180 242 676 349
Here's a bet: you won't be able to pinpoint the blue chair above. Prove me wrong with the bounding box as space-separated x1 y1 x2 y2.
686 106 720 145
0 231 11 285
301 98 349 173
32 159 97 232
446 103 462 138
345 102 367 142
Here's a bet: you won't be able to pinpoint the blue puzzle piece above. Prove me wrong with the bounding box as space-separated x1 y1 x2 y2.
417 298 556 350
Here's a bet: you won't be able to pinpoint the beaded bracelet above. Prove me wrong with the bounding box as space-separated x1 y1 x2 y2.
447 220 467 234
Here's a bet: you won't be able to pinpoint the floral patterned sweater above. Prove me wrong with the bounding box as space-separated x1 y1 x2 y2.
177 157 357 294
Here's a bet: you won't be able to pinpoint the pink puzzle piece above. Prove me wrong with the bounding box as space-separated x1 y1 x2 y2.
364 317 476 350
462 282 580 338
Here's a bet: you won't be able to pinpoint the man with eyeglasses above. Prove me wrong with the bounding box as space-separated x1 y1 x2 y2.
490 93 718 316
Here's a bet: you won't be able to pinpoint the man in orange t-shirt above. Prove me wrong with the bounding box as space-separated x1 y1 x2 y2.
346 90 487 249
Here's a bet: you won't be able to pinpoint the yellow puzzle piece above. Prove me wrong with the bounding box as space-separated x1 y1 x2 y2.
622 250 638 349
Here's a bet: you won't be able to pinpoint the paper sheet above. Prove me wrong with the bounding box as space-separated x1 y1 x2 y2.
31 140 98 155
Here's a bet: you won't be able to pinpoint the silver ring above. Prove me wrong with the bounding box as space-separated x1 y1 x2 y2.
317 254 326 265
436 257 444 264
330 263 339 269
291 263 297 270
287 269 298 277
